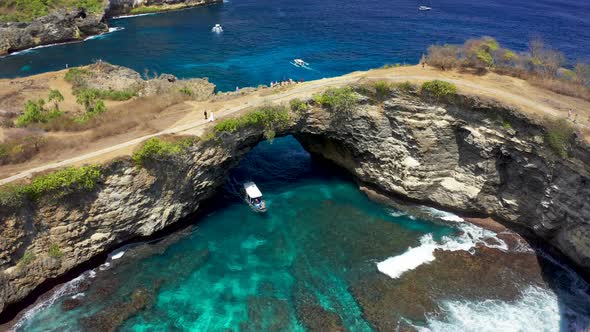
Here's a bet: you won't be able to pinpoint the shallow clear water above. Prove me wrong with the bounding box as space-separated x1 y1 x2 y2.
1 0 589 90
13 137 590 331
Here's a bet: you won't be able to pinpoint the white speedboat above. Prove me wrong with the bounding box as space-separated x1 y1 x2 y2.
418 6 432 11
212 24 223 33
243 182 267 212
291 58 309 67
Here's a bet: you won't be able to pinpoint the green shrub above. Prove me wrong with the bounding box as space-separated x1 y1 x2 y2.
545 118 575 158
502 119 513 130
16 99 45 126
132 136 197 166
129 6 163 14
179 86 194 97
65 68 91 85
289 98 308 113
421 80 458 99
372 81 393 101
313 87 358 112
24 165 102 200
0 0 104 22
19 251 36 266
48 244 64 259
396 81 415 93
0 184 27 208
213 105 290 141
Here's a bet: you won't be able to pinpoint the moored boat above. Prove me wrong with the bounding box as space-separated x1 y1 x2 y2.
243 182 267 212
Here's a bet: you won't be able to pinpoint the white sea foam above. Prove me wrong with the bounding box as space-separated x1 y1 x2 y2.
377 222 507 279
99 262 111 270
111 13 157 19
388 209 407 218
420 206 465 222
9 270 93 331
110 251 125 260
84 27 125 41
416 286 562 332
71 292 85 300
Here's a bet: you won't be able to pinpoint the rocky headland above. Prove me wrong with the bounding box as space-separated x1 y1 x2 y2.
0 0 222 56
0 82 588 320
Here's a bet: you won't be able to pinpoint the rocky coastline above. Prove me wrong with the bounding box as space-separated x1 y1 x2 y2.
0 85 589 321
0 0 222 56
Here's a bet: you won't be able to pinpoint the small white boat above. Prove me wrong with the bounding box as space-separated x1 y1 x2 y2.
291 58 309 68
212 24 224 33
418 6 432 11
243 182 267 212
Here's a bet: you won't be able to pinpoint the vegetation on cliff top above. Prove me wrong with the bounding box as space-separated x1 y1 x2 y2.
313 87 358 113
213 105 291 141
0 165 102 207
132 136 199 167
545 118 575 158
426 36 590 100
0 0 105 22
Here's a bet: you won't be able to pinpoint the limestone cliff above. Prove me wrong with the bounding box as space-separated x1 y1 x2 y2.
0 91 589 318
0 9 108 56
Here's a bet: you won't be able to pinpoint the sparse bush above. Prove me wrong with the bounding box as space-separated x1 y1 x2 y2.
132 136 198 166
421 80 458 100
426 45 462 70
313 87 358 113
0 134 47 165
545 118 575 158
0 165 102 206
372 81 393 102
65 68 91 86
19 251 36 266
16 99 45 127
396 81 416 94
179 86 194 97
48 244 64 259
290 98 308 113
47 89 64 109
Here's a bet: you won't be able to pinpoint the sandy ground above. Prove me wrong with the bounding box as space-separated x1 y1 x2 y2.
0 65 589 184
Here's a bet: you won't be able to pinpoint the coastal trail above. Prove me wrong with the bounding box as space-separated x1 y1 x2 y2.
1 65 588 185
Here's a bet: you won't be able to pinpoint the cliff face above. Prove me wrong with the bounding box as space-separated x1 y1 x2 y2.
1 92 589 317
0 9 108 56
106 0 223 16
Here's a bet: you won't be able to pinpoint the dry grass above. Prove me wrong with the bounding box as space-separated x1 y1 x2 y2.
528 77 590 101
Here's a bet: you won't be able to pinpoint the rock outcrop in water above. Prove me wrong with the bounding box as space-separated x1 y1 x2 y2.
0 9 108 56
0 89 589 319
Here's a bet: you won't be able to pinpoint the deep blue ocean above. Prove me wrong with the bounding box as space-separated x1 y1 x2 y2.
0 0 588 90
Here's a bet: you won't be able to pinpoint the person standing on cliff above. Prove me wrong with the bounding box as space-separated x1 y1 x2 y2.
204 111 208 120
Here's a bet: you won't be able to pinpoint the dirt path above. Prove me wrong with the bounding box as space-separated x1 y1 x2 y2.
1 66 588 185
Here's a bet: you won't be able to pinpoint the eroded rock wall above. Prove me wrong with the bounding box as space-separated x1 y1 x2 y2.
0 9 108 56
106 0 223 16
0 92 589 317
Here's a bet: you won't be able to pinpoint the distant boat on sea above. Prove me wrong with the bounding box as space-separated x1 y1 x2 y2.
212 24 224 33
419 5 432 11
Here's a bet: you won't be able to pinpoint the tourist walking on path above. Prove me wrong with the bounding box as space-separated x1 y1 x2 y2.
204 111 208 120
208 112 215 122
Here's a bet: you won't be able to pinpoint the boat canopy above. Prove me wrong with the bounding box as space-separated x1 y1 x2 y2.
244 182 263 198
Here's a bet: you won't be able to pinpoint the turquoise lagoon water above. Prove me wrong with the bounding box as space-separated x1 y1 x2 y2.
13 136 590 331
1 0 589 90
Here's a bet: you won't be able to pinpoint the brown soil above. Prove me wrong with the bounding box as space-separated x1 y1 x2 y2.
1 65 589 183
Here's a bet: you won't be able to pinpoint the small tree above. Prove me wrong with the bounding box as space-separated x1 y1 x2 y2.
76 89 99 112
47 89 64 110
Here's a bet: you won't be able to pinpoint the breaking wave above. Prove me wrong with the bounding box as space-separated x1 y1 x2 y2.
377 210 507 279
